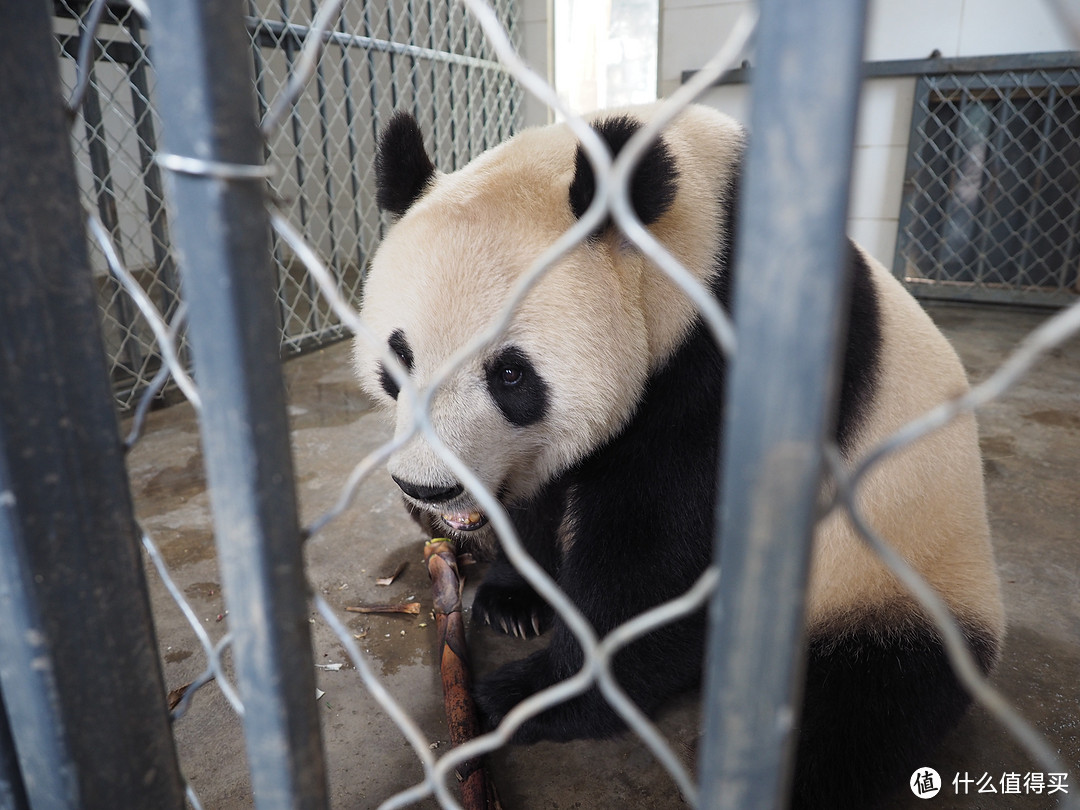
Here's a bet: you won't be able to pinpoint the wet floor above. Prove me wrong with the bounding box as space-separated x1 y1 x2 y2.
125 302 1079 809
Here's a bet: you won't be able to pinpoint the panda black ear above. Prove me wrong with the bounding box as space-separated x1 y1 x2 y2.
375 111 437 217
568 115 679 231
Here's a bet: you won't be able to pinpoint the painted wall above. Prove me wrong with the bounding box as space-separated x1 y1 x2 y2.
520 0 554 126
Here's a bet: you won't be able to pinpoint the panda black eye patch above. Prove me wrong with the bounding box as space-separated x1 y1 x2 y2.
378 329 413 399
485 346 548 427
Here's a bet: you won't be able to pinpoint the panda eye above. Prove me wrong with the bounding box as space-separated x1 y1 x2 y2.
379 329 414 400
485 345 548 427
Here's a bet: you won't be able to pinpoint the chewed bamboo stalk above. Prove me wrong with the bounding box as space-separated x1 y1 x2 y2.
424 538 501 809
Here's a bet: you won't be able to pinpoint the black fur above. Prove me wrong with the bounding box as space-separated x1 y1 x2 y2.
472 479 568 639
390 476 462 504
568 115 679 235
378 329 413 400
484 346 549 428
472 142 975 807
836 248 883 454
793 619 999 809
375 112 436 216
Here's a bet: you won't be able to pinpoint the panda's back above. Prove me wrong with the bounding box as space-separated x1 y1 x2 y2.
805 250 1004 642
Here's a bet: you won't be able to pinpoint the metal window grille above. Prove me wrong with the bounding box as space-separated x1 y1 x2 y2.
896 67 1080 307
52 0 523 410
3 1 1079 809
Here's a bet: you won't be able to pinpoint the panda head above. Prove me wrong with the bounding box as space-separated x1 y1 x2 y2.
355 107 729 539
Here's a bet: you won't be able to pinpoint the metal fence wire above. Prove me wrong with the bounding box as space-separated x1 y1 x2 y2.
896 66 1080 308
1 0 1079 809
53 0 522 410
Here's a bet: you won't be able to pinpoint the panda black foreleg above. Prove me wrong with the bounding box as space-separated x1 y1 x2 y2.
474 602 707 741
474 512 710 743
471 478 568 639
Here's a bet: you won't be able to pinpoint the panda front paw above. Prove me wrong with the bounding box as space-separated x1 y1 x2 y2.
472 577 553 639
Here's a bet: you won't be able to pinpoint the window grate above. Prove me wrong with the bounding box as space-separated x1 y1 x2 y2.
896 68 1080 306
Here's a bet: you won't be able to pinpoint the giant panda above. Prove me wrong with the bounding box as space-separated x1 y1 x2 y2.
353 102 1005 809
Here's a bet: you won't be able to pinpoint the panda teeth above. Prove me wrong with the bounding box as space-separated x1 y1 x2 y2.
441 510 487 531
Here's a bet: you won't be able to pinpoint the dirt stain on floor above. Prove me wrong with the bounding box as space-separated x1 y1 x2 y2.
158 528 216 568
1024 409 1080 431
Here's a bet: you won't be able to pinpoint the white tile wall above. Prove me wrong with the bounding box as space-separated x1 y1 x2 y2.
520 0 549 24
957 0 1076 55
520 15 552 127
863 0 966 60
849 144 908 222
855 77 917 147
698 83 751 125
849 217 900 267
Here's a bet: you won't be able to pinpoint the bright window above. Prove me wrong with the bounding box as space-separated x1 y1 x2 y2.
553 0 659 115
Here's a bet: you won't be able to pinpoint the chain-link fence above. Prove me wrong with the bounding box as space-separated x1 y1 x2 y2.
53 0 522 410
3 0 1080 809
896 63 1080 307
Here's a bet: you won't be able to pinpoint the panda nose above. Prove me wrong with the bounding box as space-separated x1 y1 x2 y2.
391 476 464 504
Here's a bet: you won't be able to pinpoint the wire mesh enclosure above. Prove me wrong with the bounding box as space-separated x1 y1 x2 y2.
3 0 1080 809
53 0 523 410
896 64 1080 307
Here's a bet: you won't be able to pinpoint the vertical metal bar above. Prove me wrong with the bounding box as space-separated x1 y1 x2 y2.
0 698 30 810
1017 84 1057 284
127 14 181 319
0 3 185 808
246 3 292 339
387 1 400 108
892 75 934 283
361 0 383 240
0 422 76 810
1059 70 1080 290
280 0 317 343
407 0 421 122
82 66 147 379
427 0 440 165
336 7 367 276
448 2 458 168
975 91 1009 286
462 10 472 157
308 0 342 330
143 1 328 807
698 1 868 808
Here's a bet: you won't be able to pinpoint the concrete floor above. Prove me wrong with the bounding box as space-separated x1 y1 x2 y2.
124 302 1079 809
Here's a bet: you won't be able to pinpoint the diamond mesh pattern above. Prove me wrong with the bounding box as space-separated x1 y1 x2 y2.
896 69 1080 306
54 0 523 408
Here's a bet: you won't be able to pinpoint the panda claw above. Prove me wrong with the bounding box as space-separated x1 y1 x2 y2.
531 613 541 637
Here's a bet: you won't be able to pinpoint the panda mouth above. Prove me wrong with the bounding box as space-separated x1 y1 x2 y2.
440 509 489 532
